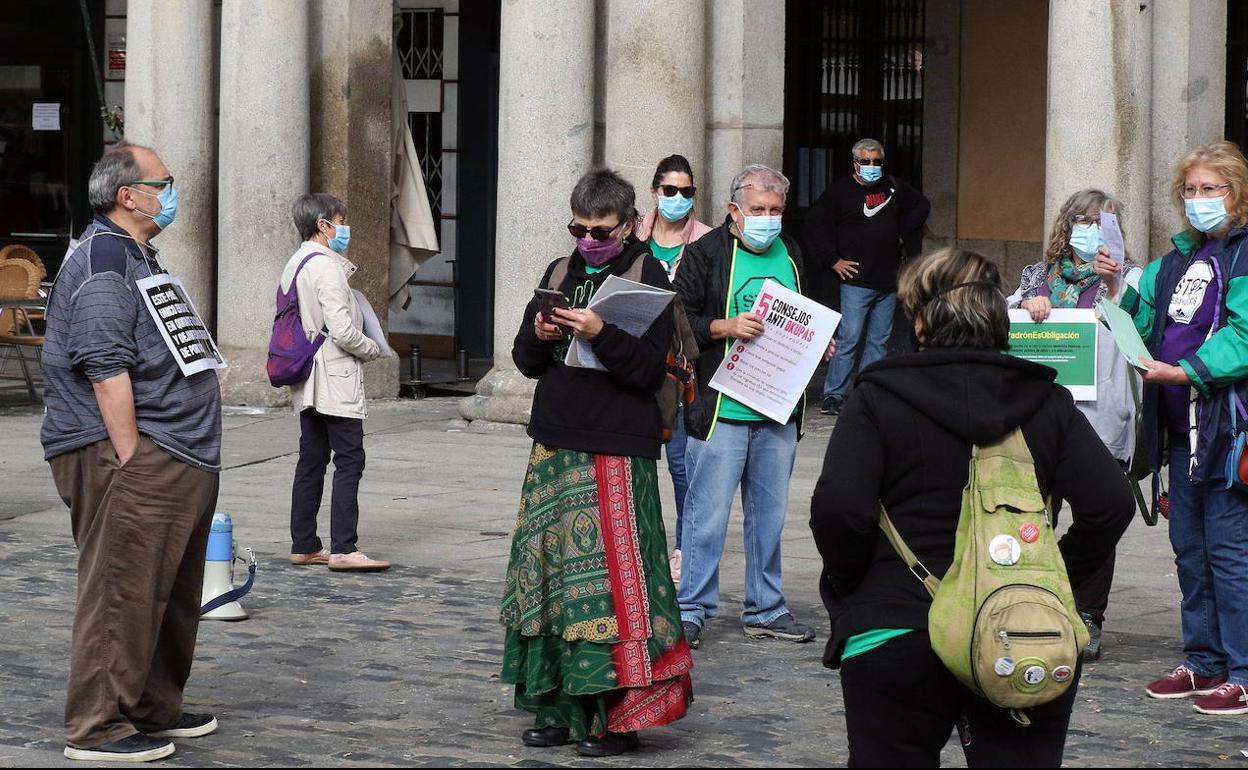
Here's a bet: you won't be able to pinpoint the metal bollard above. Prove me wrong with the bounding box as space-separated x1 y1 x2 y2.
408 344 422 383
457 349 469 380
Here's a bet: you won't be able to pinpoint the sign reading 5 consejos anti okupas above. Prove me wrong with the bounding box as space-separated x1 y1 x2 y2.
709 279 840 423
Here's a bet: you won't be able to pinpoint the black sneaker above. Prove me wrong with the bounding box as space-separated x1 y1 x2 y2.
576 731 640 757
64 734 175 762
744 612 816 642
682 621 702 649
148 713 218 739
820 398 840 416
1081 612 1103 661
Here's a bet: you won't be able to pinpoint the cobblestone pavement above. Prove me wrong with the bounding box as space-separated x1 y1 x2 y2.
0 398 1246 767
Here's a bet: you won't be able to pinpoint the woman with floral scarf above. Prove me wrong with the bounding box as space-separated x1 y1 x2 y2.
1008 188 1143 660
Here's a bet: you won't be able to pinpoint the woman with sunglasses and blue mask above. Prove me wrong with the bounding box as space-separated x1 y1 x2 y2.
501 168 691 757
1008 189 1144 661
635 154 713 582
1122 141 1248 715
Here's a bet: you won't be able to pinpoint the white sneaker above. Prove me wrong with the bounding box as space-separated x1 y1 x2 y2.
328 551 392 572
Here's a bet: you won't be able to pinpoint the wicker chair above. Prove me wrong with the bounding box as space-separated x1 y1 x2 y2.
0 244 47 281
0 259 45 402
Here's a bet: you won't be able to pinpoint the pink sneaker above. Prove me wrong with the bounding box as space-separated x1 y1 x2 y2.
669 549 682 584
1193 683 1248 715
328 551 391 572
1145 665 1228 699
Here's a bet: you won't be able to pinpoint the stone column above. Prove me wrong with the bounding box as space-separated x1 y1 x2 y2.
1149 0 1227 259
705 0 785 214
216 1 310 404
309 0 398 400
1044 0 1152 263
603 0 706 200
459 0 595 424
124 0 217 325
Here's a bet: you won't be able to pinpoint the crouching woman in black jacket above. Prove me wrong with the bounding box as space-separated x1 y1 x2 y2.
498 168 693 759
810 247 1133 768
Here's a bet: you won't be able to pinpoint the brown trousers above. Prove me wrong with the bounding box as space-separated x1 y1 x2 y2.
50 436 219 748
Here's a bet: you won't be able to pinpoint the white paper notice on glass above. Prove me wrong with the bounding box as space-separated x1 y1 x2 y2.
565 275 675 370
32 103 60 131
135 274 227 377
353 289 396 357
1100 211 1126 267
708 279 841 424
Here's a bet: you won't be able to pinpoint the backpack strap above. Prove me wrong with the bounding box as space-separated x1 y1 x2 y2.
546 256 571 291
878 506 941 598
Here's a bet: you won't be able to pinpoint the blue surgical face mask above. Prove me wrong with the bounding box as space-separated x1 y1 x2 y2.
737 209 783 251
1068 223 1103 261
1185 194 1230 234
858 163 883 184
322 220 351 253
132 184 178 230
657 193 694 223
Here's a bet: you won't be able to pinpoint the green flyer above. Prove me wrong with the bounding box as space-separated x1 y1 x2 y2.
1007 309 1099 401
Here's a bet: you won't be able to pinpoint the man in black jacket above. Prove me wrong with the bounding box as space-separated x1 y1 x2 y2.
673 164 820 649
806 138 930 415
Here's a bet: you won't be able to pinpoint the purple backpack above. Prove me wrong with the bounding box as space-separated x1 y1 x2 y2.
266 253 327 388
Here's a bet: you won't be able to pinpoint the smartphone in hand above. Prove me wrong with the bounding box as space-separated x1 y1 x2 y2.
534 288 570 326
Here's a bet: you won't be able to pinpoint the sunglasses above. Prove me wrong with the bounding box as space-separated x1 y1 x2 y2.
855 158 883 167
658 184 696 199
567 220 623 241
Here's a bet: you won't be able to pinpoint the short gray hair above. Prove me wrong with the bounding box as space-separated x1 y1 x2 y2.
292 193 348 240
852 138 885 160
87 142 150 214
570 167 636 224
730 164 790 206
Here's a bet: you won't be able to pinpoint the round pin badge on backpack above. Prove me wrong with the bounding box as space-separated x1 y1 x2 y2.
1019 522 1040 544
988 535 1021 566
1022 665 1047 686
1051 665 1074 683
994 657 1016 677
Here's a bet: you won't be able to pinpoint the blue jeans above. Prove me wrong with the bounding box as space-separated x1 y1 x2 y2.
665 407 689 550
678 419 797 627
1168 439 1248 685
821 284 897 404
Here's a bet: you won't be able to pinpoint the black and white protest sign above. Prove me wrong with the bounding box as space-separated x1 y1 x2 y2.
136 273 227 377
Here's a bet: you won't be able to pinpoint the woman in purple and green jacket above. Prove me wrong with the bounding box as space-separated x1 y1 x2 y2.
1124 141 1248 716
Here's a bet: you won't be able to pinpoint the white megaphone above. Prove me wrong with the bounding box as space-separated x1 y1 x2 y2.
200 513 256 621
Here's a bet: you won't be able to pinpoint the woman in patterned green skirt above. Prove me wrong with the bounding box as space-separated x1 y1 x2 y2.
500 168 693 757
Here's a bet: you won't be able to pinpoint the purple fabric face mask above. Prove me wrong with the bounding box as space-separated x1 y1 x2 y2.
577 236 623 266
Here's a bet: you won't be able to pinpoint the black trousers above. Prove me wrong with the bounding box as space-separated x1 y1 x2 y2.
290 409 365 555
840 633 1079 768
1051 497 1116 626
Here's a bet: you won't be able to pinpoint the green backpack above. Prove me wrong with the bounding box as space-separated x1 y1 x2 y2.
879 427 1089 714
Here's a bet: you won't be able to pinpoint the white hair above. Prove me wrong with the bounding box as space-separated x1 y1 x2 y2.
730 164 790 206
852 138 886 159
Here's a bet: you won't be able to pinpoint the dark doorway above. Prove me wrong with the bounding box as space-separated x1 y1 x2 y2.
0 0 107 275
1229 0 1248 151
783 0 925 312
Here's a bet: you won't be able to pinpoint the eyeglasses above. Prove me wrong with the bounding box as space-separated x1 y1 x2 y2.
1182 183 1231 199
855 158 884 167
658 184 696 199
1070 213 1101 225
567 220 623 241
127 176 174 190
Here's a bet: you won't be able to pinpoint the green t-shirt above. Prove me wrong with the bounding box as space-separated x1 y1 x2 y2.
716 239 799 422
649 239 683 274
841 628 915 661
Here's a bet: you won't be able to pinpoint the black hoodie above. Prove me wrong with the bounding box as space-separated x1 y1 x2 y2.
809 349 1134 668
512 240 675 460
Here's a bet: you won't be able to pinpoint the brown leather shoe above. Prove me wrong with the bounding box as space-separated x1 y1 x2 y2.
328 551 391 572
290 549 330 566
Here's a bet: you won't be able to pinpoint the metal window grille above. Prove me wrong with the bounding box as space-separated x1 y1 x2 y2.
398 9 445 228
784 0 925 210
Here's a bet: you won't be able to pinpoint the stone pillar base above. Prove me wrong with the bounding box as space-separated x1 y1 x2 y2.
457 365 534 425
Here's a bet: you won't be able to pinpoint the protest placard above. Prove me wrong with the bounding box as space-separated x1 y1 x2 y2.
136 274 227 377
1008 308 1097 400
709 279 840 423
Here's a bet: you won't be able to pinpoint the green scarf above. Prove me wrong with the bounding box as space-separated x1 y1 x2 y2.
1045 255 1099 307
